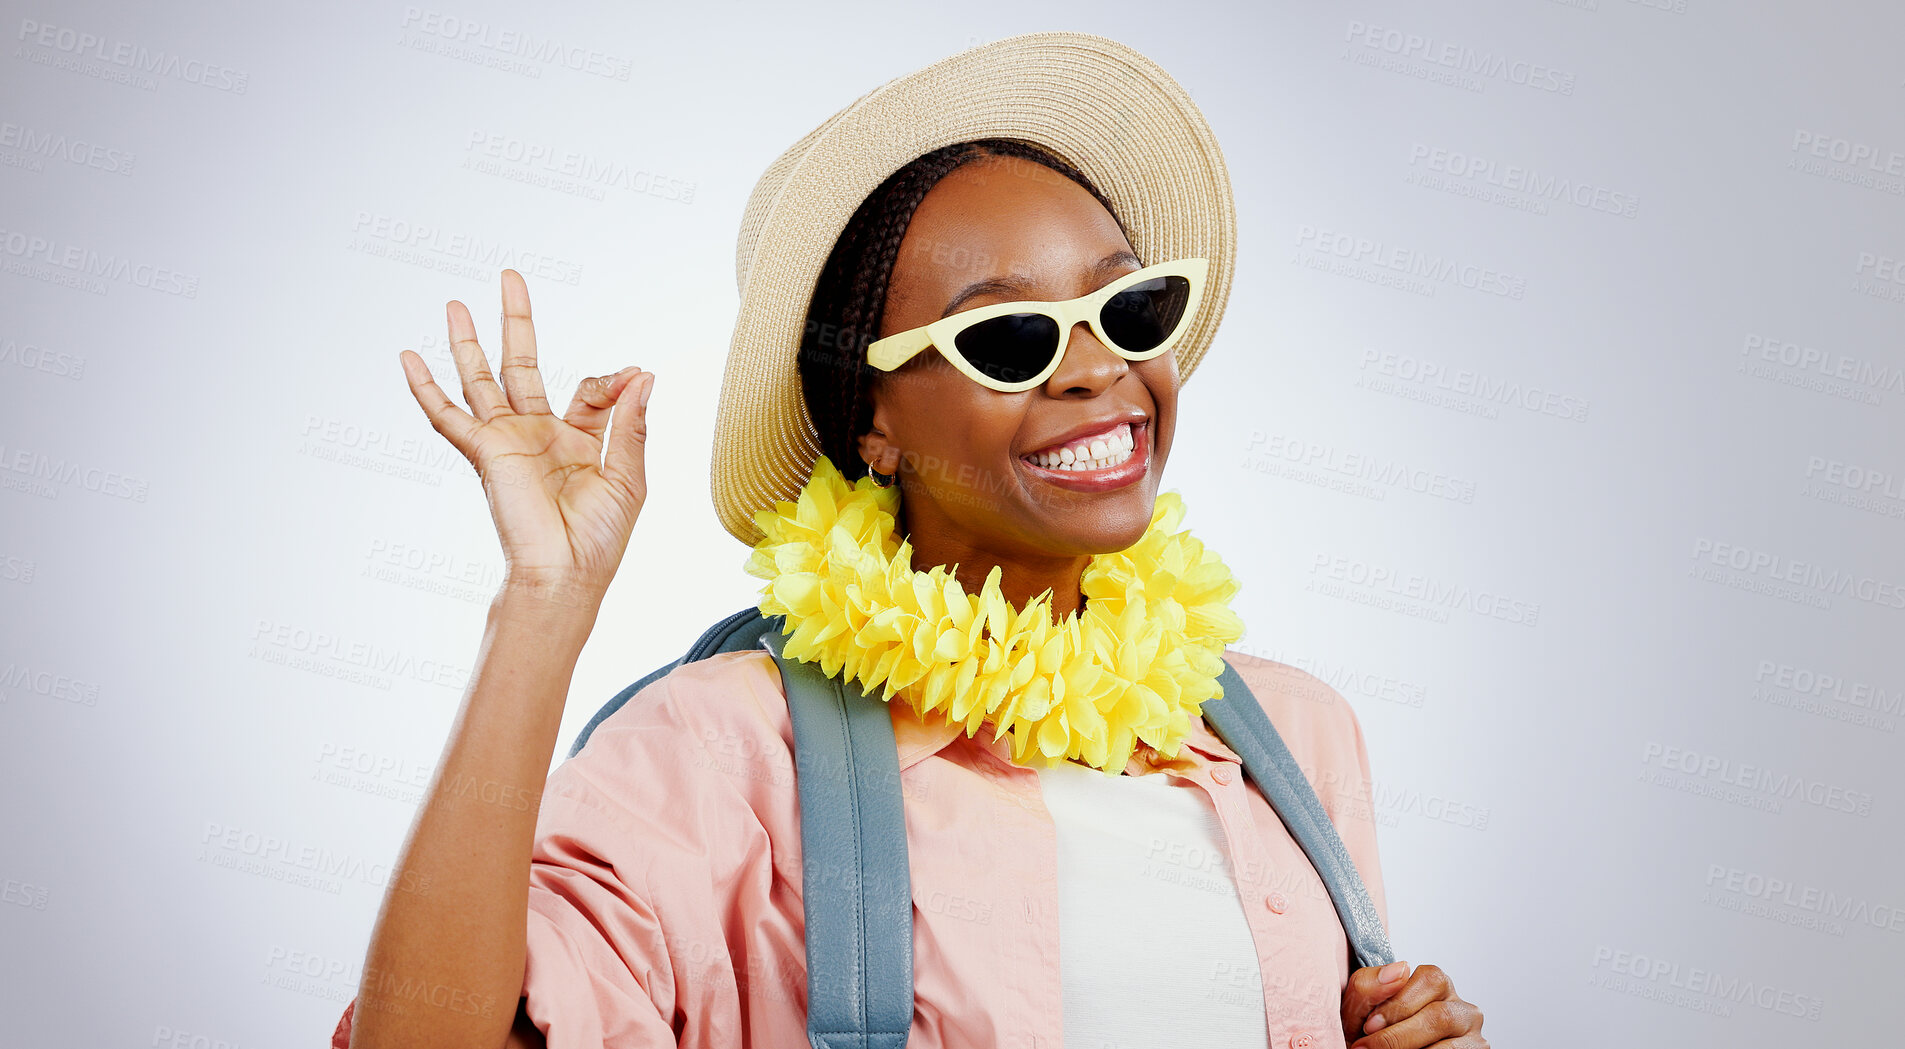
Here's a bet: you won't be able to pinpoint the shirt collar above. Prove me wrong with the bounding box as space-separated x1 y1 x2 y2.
1173 714 1245 765
889 698 972 770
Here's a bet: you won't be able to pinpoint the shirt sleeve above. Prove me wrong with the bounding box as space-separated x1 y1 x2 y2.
329 657 790 1049
517 762 685 1048
324 752 681 1049
524 651 800 1046
330 999 353 1048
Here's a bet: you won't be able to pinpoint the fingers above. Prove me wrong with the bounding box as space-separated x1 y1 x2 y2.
1341 960 1411 1040
398 350 480 459
1349 998 1483 1049
497 269 552 415
445 298 512 420
563 366 641 440
601 370 654 504
1350 964 1478 1049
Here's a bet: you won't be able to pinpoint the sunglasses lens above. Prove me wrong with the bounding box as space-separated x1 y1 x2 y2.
1100 275 1192 354
952 312 1062 386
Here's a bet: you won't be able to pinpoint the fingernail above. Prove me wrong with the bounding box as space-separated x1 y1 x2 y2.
637 374 654 410
1364 1012 1388 1033
1379 960 1409 984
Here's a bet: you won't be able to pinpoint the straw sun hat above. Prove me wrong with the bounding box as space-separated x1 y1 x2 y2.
710 30 1237 546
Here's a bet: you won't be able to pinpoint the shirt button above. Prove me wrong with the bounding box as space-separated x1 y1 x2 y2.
1212 765 1235 785
1265 891 1288 914
1290 1033 1315 1049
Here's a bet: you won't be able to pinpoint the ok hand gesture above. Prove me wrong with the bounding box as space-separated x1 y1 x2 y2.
398 268 656 601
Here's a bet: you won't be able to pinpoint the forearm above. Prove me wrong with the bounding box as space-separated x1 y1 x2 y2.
349 579 601 1049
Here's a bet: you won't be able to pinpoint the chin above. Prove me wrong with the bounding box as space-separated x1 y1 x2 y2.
1013 423 1167 551
1041 487 1159 556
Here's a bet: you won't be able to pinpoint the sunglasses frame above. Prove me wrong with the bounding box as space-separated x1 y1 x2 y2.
864 256 1210 393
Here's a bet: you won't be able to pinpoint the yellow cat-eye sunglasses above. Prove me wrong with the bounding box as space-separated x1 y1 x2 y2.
865 257 1209 393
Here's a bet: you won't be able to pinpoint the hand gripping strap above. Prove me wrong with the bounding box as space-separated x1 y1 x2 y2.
760 629 915 1049
1201 658 1397 971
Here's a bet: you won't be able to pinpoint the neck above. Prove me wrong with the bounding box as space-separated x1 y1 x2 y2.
897 502 1090 623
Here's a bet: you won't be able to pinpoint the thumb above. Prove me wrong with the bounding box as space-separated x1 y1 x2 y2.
1340 960 1411 1039
602 371 653 505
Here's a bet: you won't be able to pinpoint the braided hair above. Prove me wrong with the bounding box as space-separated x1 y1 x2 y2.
796 138 1126 482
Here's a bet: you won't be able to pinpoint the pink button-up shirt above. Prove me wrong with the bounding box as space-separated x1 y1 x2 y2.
330 646 1388 1049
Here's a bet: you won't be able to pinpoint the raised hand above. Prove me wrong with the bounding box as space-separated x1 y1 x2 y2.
398 268 656 600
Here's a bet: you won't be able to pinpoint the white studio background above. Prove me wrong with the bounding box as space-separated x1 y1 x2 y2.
2 1 1899 1046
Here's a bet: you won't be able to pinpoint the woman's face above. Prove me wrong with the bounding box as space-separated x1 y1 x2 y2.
864 153 1180 562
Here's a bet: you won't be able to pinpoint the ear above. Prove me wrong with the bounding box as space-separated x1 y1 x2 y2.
857 391 902 477
857 425 901 477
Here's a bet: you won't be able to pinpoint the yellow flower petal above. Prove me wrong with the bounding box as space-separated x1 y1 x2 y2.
1037 713 1071 758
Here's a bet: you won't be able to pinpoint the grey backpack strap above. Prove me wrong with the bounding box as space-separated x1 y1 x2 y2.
1201 658 1396 971
567 606 769 760
760 629 914 1049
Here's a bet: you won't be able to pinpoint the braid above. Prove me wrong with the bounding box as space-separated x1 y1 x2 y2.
797 138 1125 482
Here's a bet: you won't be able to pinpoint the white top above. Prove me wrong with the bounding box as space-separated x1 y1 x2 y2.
1036 759 1271 1048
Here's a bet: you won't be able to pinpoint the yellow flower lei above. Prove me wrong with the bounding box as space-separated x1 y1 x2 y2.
743 455 1246 774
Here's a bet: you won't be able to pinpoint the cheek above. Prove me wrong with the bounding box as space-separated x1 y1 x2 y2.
888 369 1023 458
1137 361 1179 443
970 393 1027 448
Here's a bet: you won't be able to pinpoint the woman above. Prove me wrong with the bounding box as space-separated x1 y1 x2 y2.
333 32 1485 1049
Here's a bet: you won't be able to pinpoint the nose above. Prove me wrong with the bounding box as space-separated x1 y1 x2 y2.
1042 321 1125 396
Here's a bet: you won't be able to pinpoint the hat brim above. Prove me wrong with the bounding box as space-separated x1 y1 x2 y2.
712 30 1237 546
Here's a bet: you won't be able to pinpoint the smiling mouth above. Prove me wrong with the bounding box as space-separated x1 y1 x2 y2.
1020 421 1137 472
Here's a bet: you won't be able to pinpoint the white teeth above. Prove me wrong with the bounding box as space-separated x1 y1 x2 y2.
1025 422 1139 472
